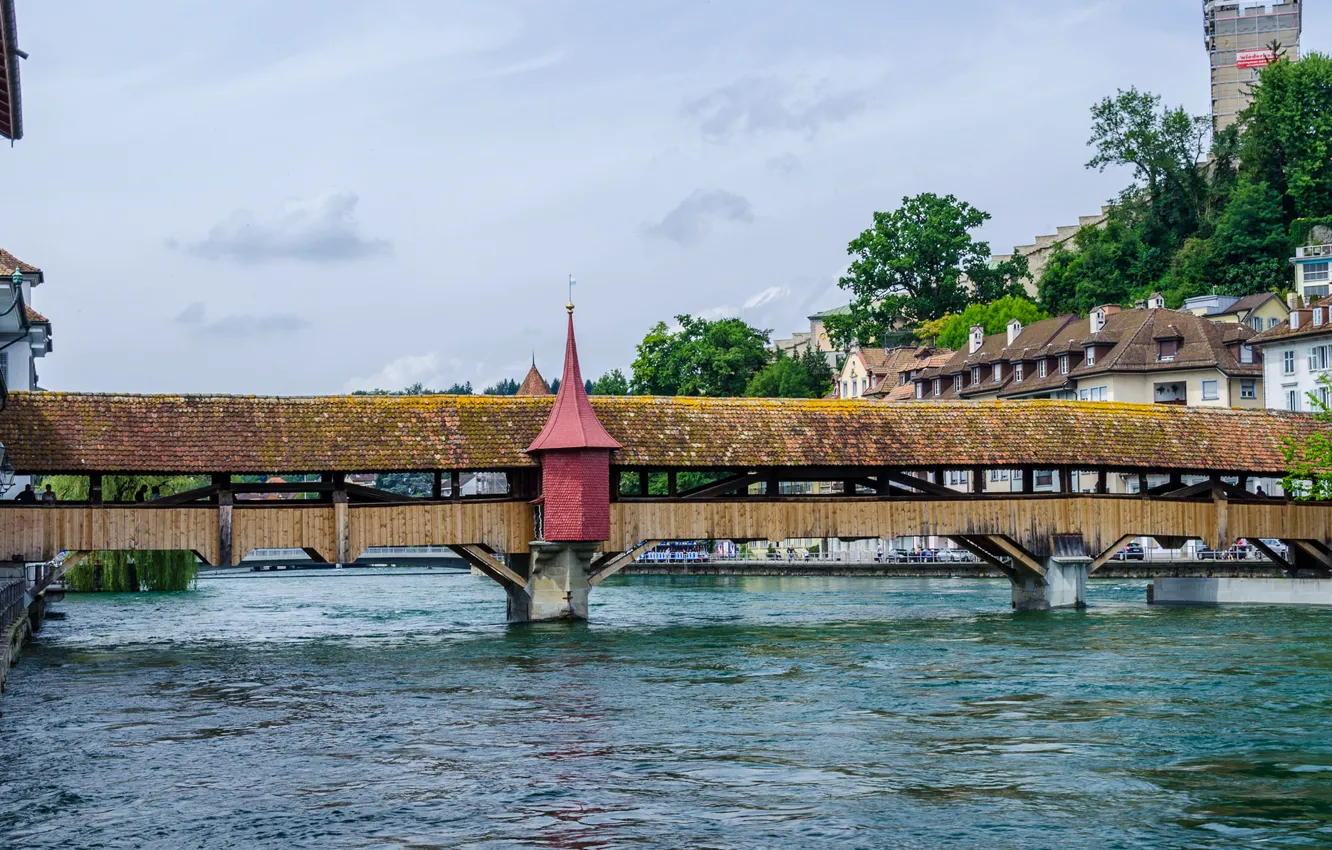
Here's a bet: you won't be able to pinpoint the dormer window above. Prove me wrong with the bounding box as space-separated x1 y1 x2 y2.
916 382 924 400
1059 354 1069 375
1085 346 1096 366
971 366 981 386
1038 359 1048 378
933 378 941 396
1316 308 1325 327
1158 340 1178 362
1015 363 1024 383
954 375 962 393
993 363 1003 383
1240 344 1255 364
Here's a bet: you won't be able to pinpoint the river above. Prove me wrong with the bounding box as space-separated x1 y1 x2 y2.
2 570 1332 848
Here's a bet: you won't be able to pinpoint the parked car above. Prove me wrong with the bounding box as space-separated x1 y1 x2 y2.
1112 542 1145 561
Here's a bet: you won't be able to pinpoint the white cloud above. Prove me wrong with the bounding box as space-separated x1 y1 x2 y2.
744 286 789 310
180 191 391 264
645 189 754 245
344 353 441 392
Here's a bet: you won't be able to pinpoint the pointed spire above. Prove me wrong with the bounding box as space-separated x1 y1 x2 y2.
527 306 621 452
516 361 552 396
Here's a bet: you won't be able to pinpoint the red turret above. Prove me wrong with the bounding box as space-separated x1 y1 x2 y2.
527 304 621 541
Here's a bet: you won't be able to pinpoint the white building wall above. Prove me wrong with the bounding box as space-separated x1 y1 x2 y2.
1262 330 1332 412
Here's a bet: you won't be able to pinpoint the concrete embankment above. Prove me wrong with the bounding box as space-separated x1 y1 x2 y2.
621 562 1285 579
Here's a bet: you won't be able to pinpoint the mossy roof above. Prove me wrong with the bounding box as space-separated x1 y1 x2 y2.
0 391 1314 475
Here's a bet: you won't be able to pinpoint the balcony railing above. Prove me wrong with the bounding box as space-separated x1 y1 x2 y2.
1296 244 1332 260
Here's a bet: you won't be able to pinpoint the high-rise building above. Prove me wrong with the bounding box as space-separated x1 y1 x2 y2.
1203 0 1302 131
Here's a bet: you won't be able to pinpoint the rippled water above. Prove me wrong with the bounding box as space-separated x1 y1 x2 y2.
3 570 1332 848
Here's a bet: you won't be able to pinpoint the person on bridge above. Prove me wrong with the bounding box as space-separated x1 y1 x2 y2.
42 485 56 505
1256 486 1268 498
134 485 147 502
149 486 161 501
14 484 35 503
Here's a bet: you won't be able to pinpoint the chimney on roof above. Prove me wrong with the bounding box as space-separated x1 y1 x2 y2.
969 324 984 354
1288 291 1301 311
1147 292 1165 310
1007 318 1022 346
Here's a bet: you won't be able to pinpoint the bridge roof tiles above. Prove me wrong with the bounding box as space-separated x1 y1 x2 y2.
0 392 1316 476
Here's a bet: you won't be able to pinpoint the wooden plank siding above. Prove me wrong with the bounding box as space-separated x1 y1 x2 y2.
0 507 219 565
3 498 1332 568
346 501 534 561
606 497 1332 557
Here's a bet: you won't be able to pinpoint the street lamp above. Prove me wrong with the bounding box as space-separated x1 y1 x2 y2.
9 268 20 288
0 442 15 495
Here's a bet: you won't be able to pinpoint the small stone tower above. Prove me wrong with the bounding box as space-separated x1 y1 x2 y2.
527 304 621 541
514 303 620 621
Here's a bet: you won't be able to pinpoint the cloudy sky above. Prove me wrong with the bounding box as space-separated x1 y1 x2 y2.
6 1 1326 394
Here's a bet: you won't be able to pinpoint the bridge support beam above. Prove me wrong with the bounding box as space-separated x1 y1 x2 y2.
507 541 599 623
1011 558 1089 612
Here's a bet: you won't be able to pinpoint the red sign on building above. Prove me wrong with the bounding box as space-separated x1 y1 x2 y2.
1236 50 1278 69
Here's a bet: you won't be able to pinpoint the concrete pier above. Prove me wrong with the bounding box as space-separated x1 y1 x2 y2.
1011 558 1088 612
1151 577 1332 607
506 542 598 623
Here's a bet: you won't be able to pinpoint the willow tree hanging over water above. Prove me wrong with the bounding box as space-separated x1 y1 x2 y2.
46 474 208 592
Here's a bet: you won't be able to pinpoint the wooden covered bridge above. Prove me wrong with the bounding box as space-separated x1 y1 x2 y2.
0 309 1327 616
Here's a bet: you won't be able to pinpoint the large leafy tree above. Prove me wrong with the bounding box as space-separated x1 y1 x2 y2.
589 369 630 395
824 193 1029 346
630 315 771 397
933 296 1051 351
1241 52 1332 223
745 347 834 398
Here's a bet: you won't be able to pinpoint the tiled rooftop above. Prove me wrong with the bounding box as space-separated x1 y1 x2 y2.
0 392 1312 475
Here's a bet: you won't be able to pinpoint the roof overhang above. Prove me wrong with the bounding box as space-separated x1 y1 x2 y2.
0 0 22 142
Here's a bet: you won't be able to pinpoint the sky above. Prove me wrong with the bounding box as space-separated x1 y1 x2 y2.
5 0 1326 395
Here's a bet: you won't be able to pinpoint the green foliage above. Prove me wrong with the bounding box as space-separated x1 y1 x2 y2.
825 193 1029 346
630 315 772 397
45 474 207 503
589 369 630 395
354 383 474 397
618 470 731 496
483 378 519 396
934 296 1050 351
1241 52 1332 223
375 473 432 498
65 550 198 593
744 346 833 399
1284 375 1332 500
1037 211 1150 315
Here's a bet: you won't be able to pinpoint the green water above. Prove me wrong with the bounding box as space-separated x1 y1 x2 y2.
3 571 1332 848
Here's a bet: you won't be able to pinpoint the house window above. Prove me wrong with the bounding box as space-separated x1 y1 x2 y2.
0 352 8 389
1015 363 1024 382
1240 344 1254 364
1038 359 1048 378
1320 386 1332 409
971 366 980 386
1306 261 1330 282
1079 385 1108 402
1202 379 1219 401
993 364 1003 383
1288 389 1302 411
1309 285 1332 299
954 375 962 393
841 380 849 397
1285 350 1297 375
933 378 941 396
990 470 1000 481
916 382 924 400
1059 354 1069 375
1035 470 1053 488
1269 317 1280 329
1085 347 1096 366
1158 340 1178 362
1249 316 1263 331
1309 345 1330 372
1241 379 1256 399
1317 308 1325 326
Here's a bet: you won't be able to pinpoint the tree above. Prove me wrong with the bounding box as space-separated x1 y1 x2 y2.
823 193 1029 346
1208 177 1292 295
630 315 772 397
589 369 630 395
353 382 472 396
933 296 1050 351
1284 376 1332 500
744 347 833 398
1036 213 1146 315
1240 52 1332 223
483 378 519 396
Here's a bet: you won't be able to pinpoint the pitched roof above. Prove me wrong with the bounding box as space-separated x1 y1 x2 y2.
0 393 1313 475
0 1 20 142
0 249 38 276
24 305 46 324
1077 308 1258 377
1251 296 1332 346
515 363 551 396
526 309 621 453
1209 292 1280 317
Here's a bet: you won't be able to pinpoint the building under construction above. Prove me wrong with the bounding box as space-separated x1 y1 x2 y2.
1204 1 1303 131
